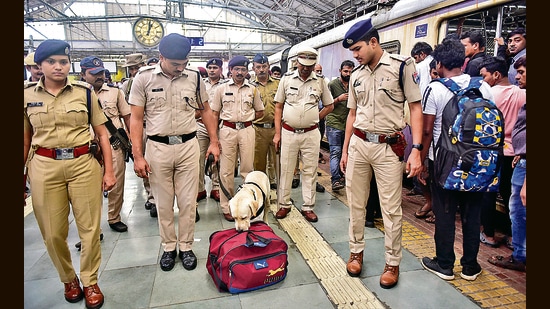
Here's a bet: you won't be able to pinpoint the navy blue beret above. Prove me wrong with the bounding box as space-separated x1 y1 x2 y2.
228 55 249 68
343 18 375 48
80 56 106 74
206 58 223 67
34 39 70 64
159 33 191 60
253 53 269 64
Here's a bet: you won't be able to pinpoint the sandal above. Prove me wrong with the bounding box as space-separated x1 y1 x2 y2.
414 206 431 219
488 255 526 272
506 237 514 250
425 215 436 224
480 232 500 248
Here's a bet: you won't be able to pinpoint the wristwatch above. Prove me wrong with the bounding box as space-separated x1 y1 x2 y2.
412 144 423 151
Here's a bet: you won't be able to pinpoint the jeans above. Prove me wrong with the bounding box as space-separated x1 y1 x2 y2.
326 126 345 183
509 158 526 263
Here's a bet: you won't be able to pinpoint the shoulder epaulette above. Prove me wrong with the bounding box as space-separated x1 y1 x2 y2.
283 71 294 76
138 65 154 73
107 83 117 88
315 73 325 79
72 80 93 90
24 81 38 89
390 54 414 65
351 65 363 73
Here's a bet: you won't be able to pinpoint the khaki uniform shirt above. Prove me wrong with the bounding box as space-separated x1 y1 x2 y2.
210 79 264 121
251 76 280 124
128 66 208 136
274 70 333 128
24 79 107 148
97 84 131 131
348 51 421 134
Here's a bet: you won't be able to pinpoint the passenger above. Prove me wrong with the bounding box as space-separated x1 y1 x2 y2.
119 53 157 216
460 30 488 77
488 55 526 272
495 27 526 85
146 57 159 66
24 52 43 82
250 53 279 190
270 65 282 78
326 59 355 191
478 56 526 248
24 39 116 308
419 36 494 282
128 33 220 272
340 18 423 288
197 57 226 203
273 46 334 222
79 56 132 234
209 55 264 222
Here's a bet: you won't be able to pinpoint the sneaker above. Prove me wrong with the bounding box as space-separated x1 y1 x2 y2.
421 257 454 280
332 180 345 191
460 264 482 281
480 231 499 248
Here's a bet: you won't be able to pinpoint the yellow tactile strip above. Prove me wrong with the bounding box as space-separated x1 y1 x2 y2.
269 202 385 309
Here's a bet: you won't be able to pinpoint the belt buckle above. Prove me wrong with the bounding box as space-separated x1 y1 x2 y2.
168 135 183 145
236 122 245 130
55 148 75 160
263 123 273 129
295 128 305 134
365 132 379 143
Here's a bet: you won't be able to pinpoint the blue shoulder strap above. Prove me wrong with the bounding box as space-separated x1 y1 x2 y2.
434 77 461 94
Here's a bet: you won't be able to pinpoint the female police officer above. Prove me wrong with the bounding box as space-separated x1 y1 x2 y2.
24 39 115 309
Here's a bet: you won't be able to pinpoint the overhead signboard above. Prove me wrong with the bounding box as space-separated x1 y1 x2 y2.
188 37 204 46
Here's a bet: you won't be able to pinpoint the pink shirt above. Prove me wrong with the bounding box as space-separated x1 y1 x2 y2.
491 84 526 156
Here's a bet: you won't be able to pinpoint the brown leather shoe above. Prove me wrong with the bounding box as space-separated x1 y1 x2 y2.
64 276 83 303
83 284 104 309
275 207 291 219
301 210 318 222
210 189 220 202
346 251 363 277
380 264 399 289
197 190 207 202
223 212 235 222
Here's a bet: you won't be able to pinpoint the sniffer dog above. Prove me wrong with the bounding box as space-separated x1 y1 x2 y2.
229 171 271 231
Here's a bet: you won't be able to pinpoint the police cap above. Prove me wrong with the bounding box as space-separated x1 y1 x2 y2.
34 39 70 64
80 56 106 74
159 33 191 60
253 53 269 64
147 57 159 65
295 46 318 66
24 52 36 66
228 55 249 69
206 58 223 68
122 53 146 67
343 18 375 49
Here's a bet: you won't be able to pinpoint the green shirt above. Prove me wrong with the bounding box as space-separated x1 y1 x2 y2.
326 78 349 131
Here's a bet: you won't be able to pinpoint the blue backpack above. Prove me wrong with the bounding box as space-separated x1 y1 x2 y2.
433 77 504 192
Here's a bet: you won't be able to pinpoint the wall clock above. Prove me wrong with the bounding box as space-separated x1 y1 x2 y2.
133 17 164 47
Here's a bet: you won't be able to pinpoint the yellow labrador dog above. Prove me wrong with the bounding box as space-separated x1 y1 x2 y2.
229 171 271 231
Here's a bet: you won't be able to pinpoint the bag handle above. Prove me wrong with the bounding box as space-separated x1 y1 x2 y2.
245 231 271 247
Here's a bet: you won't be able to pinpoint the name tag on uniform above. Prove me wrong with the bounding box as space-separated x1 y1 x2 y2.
27 102 43 107
225 92 233 95
152 88 164 92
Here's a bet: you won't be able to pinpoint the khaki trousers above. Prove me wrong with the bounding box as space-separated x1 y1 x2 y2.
107 147 126 224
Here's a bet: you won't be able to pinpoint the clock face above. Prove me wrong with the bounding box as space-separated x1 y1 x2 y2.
133 17 164 47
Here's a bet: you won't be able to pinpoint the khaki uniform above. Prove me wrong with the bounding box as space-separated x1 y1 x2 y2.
346 52 421 266
197 77 227 193
210 79 264 214
129 66 208 252
274 70 333 211
24 79 107 287
251 76 280 186
97 84 131 224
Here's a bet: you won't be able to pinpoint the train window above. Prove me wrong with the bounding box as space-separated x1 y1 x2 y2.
381 40 401 54
445 0 526 55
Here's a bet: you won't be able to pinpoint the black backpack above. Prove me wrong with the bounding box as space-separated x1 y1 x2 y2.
433 77 504 192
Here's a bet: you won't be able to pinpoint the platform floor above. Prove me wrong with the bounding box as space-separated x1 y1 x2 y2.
24 151 526 309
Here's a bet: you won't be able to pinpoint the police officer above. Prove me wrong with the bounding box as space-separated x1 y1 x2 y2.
24 39 115 308
80 56 132 233
196 57 226 203
250 53 279 190
210 55 264 221
339 19 423 288
24 52 43 83
273 46 334 223
129 33 220 272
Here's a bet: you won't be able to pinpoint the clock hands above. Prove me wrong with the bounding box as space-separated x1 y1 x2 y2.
146 20 152 36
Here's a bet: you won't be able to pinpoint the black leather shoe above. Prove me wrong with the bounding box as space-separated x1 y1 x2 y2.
109 221 128 232
365 221 375 228
160 250 177 271
195 208 200 223
179 250 197 270
144 201 154 210
150 205 157 217
292 179 300 188
316 182 325 193
75 233 103 251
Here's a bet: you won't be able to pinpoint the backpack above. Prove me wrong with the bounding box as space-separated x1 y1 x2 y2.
433 77 504 192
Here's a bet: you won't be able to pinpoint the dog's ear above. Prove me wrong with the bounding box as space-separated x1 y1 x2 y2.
250 201 259 216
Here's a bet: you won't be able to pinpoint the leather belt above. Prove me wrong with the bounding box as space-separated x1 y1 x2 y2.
282 123 318 134
148 132 197 145
353 128 399 144
253 122 275 129
222 120 252 130
35 144 90 160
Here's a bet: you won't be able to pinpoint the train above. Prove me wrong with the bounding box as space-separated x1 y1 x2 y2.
268 0 526 81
